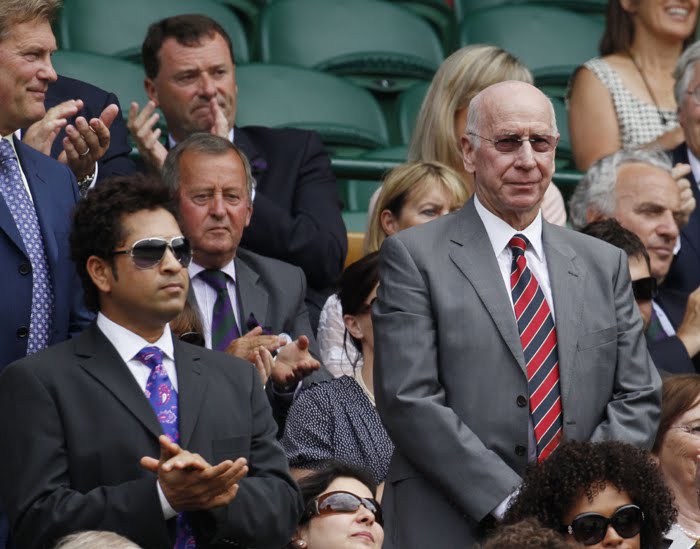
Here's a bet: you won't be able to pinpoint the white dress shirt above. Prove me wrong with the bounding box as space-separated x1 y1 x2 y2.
189 259 241 349
2 135 34 201
96 312 179 519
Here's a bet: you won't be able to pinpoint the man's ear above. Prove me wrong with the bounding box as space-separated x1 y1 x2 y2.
343 314 364 341
585 207 606 224
144 78 158 105
460 134 477 175
86 255 114 294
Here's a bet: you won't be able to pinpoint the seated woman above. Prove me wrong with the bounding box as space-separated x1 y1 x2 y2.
568 0 697 170
653 374 700 547
282 253 393 488
318 161 467 377
504 440 676 548
287 461 384 549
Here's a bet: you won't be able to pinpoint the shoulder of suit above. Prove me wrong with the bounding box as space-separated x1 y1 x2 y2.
236 247 305 277
15 140 75 181
236 125 319 151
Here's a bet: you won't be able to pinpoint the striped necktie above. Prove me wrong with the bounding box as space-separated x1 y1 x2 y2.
509 234 562 462
198 270 240 351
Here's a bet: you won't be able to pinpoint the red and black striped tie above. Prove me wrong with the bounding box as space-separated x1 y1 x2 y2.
509 234 562 462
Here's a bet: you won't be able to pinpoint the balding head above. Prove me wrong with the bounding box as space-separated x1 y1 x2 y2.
460 81 559 229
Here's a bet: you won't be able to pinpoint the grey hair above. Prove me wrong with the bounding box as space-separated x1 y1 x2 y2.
161 133 255 200
569 148 673 230
53 531 142 549
674 41 700 107
465 84 558 149
0 0 62 41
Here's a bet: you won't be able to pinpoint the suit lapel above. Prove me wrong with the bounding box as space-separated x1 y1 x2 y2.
674 144 700 259
234 128 268 182
234 255 269 334
447 201 526 370
173 339 207 449
75 324 163 440
541 223 583 408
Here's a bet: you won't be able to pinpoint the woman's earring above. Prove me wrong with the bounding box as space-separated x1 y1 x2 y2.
291 539 307 549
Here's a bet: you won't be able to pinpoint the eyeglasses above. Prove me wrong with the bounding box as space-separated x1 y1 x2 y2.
565 504 644 546
303 490 383 526
112 236 192 270
467 132 558 153
631 277 657 301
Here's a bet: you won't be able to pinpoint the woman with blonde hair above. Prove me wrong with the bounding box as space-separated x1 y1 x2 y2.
318 161 467 377
407 44 568 225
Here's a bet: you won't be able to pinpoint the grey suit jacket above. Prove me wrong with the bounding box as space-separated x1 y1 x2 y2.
0 323 302 548
373 199 662 549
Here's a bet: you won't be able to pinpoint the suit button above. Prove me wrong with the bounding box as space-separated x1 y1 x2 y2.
515 445 526 457
16 326 28 339
18 263 30 275
516 395 527 407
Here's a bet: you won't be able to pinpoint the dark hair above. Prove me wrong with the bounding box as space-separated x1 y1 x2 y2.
503 440 676 549
70 174 176 312
337 252 380 356
481 518 569 549
653 374 700 454
142 14 235 79
296 461 378 527
600 0 697 55
581 218 651 272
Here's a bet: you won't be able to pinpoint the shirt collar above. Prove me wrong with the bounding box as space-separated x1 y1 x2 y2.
473 194 544 260
96 312 175 363
189 258 237 284
168 128 234 149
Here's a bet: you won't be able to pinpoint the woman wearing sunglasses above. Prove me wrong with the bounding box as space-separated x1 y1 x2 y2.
653 374 700 548
287 462 384 549
503 440 676 548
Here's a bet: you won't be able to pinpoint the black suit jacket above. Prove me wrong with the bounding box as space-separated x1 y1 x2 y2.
234 126 347 299
0 323 302 549
649 290 700 375
44 75 136 182
664 143 700 293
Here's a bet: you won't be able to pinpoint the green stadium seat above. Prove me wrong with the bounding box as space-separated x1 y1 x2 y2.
235 64 390 157
454 0 606 21
549 95 574 170
458 5 603 90
396 82 429 145
387 0 457 52
257 0 444 94
59 0 249 64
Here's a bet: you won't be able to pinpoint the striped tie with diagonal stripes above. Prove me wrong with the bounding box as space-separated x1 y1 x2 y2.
198 269 240 351
509 234 562 462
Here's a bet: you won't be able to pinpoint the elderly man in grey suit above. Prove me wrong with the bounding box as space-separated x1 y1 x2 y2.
373 81 662 549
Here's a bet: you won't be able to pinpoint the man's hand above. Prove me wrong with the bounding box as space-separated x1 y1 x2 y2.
209 98 229 139
141 435 248 511
127 101 167 173
271 335 320 390
22 99 82 155
676 285 700 358
253 346 274 386
672 163 696 228
58 103 118 181
225 326 285 362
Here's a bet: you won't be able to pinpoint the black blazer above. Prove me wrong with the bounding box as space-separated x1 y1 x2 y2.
0 323 302 549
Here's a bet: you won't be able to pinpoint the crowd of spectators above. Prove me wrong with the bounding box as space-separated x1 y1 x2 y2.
4 0 700 548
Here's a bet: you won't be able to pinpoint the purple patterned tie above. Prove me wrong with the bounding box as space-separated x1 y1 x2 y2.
198 270 240 351
135 346 195 548
0 138 54 354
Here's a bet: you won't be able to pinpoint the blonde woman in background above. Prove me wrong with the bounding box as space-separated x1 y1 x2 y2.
318 161 467 377
406 44 568 226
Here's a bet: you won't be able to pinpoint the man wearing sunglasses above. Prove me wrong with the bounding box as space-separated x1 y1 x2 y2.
570 149 700 375
162 133 328 433
0 175 303 548
373 81 661 549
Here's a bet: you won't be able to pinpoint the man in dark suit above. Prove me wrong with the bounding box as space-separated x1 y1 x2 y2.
20 74 136 191
128 14 347 329
0 174 302 548
373 82 661 549
162 134 327 423
569 149 700 374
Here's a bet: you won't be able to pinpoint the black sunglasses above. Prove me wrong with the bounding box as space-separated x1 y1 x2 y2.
565 504 644 546
304 490 383 526
112 236 192 270
632 277 657 302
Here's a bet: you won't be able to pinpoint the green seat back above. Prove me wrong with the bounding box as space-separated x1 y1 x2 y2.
59 0 249 64
387 0 457 51
549 95 574 169
396 82 429 145
458 5 603 87
235 64 389 157
341 146 408 213
258 0 443 93
454 0 606 21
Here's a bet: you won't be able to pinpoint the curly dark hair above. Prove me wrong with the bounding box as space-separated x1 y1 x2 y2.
70 174 176 312
480 518 569 549
503 440 676 548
